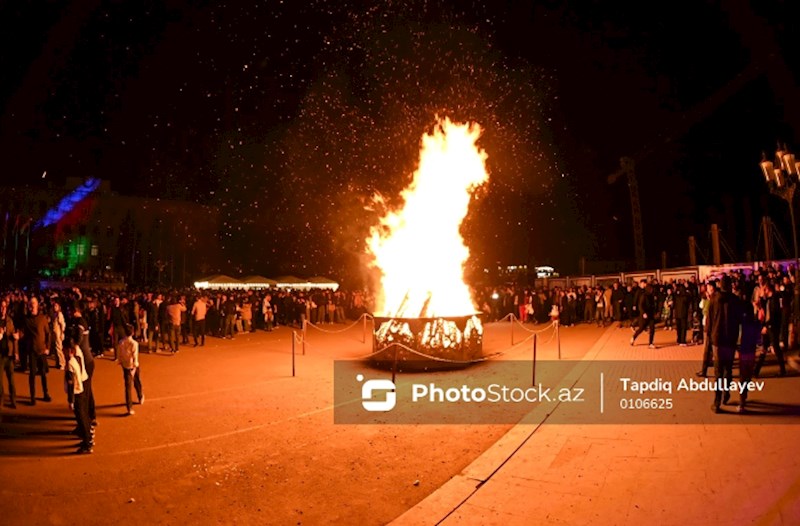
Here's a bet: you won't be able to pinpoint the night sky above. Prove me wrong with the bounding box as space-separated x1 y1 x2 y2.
2 1 800 284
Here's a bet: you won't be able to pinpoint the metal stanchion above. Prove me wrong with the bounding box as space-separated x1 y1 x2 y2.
510 314 514 346
391 344 399 384
291 331 296 377
302 319 306 355
532 333 538 386
362 313 367 344
556 320 561 360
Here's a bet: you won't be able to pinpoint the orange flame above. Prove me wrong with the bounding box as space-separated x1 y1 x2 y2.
368 117 489 318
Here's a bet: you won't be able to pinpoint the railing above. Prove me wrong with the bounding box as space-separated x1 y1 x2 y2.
533 258 798 289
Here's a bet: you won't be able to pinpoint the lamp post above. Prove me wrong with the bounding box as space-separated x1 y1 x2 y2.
760 143 800 348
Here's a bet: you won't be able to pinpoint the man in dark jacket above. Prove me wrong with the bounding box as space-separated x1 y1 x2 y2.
631 282 657 348
755 283 786 377
70 303 96 426
22 296 51 405
611 282 625 327
673 284 691 346
0 299 18 408
706 275 743 412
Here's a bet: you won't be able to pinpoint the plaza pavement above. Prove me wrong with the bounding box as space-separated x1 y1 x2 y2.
392 324 800 526
0 318 604 525
2 318 797 525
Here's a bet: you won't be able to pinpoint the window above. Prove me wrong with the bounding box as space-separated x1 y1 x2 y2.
90 245 99 257
77 244 85 256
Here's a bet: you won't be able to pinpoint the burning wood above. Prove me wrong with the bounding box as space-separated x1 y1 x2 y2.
366 117 488 367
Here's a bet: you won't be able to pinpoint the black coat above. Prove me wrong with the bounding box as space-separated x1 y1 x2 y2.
706 291 742 348
674 292 690 321
637 291 656 317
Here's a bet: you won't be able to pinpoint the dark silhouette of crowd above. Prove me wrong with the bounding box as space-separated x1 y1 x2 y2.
1 266 797 452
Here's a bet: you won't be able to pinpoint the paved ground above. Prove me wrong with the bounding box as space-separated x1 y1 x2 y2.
393 324 800 526
3 319 797 525
0 318 604 525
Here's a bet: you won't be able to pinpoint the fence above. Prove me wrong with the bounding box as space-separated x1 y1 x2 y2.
533 258 798 289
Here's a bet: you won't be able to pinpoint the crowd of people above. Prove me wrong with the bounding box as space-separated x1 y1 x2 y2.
0 285 371 453
481 264 797 411
0 266 796 454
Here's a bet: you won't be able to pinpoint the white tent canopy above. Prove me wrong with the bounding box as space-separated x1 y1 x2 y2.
193 274 244 290
194 274 338 291
241 275 278 288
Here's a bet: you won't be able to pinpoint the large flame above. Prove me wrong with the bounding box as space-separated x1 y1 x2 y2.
368 117 489 318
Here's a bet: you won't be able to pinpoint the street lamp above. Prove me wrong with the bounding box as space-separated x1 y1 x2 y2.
760 143 800 348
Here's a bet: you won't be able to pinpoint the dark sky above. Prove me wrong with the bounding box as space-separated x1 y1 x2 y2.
2 1 800 282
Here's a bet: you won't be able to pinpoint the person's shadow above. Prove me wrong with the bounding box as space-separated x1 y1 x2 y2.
0 411 81 457
738 400 800 417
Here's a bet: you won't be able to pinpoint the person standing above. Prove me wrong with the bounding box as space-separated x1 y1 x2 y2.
594 287 606 327
64 339 92 453
673 284 690 346
696 281 716 377
166 297 186 353
221 295 237 339
603 285 613 325
21 296 51 405
611 282 624 327
191 295 207 346
755 283 787 377
86 296 105 358
70 303 96 426
779 275 792 353
179 296 190 345
738 304 760 413
262 294 274 332
107 297 128 359
0 300 18 409
117 324 143 415
706 275 742 413
51 301 66 369
240 297 253 333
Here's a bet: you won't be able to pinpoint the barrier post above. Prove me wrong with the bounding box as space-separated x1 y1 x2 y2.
557 320 562 360
510 314 514 346
532 333 538 386
362 313 367 344
292 331 296 377
302 319 306 355
391 344 399 384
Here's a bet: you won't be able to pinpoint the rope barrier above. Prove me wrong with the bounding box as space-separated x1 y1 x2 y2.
294 312 562 364
369 323 562 366
304 313 373 334
509 314 557 335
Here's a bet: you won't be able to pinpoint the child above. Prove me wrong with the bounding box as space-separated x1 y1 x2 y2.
690 311 702 345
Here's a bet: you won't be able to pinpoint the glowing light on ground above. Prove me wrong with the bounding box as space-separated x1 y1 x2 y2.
368 117 489 318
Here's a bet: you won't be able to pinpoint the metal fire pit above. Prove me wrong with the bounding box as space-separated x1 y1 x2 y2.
370 314 483 371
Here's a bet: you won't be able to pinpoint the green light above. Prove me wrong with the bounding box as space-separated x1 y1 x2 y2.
54 236 91 276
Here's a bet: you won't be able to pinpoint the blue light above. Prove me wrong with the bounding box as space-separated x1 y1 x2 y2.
37 178 101 228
